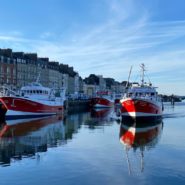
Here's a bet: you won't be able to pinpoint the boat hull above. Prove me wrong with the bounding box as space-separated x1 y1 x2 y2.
120 98 162 120
0 97 64 120
90 97 113 108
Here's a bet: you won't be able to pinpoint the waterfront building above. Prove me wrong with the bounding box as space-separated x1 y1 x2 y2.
0 48 104 99
14 52 38 89
97 75 106 91
62 73 69 94
83 84 97 97
37 57 49 87
48 61 60 89
0 48 86 96
23 53 37 85
68 76 75 95
79 77 84 93
111 83 126 94
74 73 80 94
0 49 17 90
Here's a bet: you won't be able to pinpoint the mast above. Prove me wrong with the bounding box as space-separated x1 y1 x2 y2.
140 63 145 86
126 66 132 89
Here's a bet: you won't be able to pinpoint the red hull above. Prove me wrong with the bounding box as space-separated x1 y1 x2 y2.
0 97 63 120
90 97 113 108
120 98 162 117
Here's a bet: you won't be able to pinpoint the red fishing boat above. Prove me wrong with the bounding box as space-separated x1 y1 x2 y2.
0 81 66 121
120 64 163 120
90 91 114 108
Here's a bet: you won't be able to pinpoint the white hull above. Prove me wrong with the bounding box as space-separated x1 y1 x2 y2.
121 112 162 117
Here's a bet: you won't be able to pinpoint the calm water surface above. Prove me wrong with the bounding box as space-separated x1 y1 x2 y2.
0 103 185 185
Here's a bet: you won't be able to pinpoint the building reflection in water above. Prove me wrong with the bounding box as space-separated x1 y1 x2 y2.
90 108 112 119
119 118 163 175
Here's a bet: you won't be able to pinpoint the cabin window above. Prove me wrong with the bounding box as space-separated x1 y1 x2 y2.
151 93 155 96
33 90 36 94
37 90 39 94
30 90 33 94
27 90 29 94
39 90 42 94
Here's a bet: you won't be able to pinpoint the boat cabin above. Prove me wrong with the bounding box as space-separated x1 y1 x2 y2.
20 82 53 100
126 83 158 100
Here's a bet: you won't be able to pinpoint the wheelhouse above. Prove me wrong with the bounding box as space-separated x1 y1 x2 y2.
20 82 51 97
126 83 158 99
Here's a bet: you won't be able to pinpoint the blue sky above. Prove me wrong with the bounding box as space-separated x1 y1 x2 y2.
0 0 185 95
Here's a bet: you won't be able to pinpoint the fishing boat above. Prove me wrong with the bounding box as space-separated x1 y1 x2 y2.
0 81 66 121
120 64 163 120
90 91 114 108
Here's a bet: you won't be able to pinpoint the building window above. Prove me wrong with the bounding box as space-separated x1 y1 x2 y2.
7 66 10 75
13 68 16 76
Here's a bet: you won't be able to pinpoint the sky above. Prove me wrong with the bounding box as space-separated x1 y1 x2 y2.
0 0 185 95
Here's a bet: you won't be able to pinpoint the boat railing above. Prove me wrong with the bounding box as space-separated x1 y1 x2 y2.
48 87 66 101
0 86 20 97
125 94 161 102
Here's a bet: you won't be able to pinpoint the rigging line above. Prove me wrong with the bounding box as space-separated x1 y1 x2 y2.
146 73 152 84
126 66 133 89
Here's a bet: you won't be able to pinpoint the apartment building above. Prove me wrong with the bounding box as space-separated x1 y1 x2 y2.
48 61 61 89
0 48 82 96
38 57 49 87
0 49 17 90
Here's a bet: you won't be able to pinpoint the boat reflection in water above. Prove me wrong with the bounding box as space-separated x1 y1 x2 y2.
120 118 163 175
91 108 112 119
0 116 69 166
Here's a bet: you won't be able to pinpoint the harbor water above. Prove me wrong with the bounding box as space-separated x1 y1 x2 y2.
0 102 185 185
